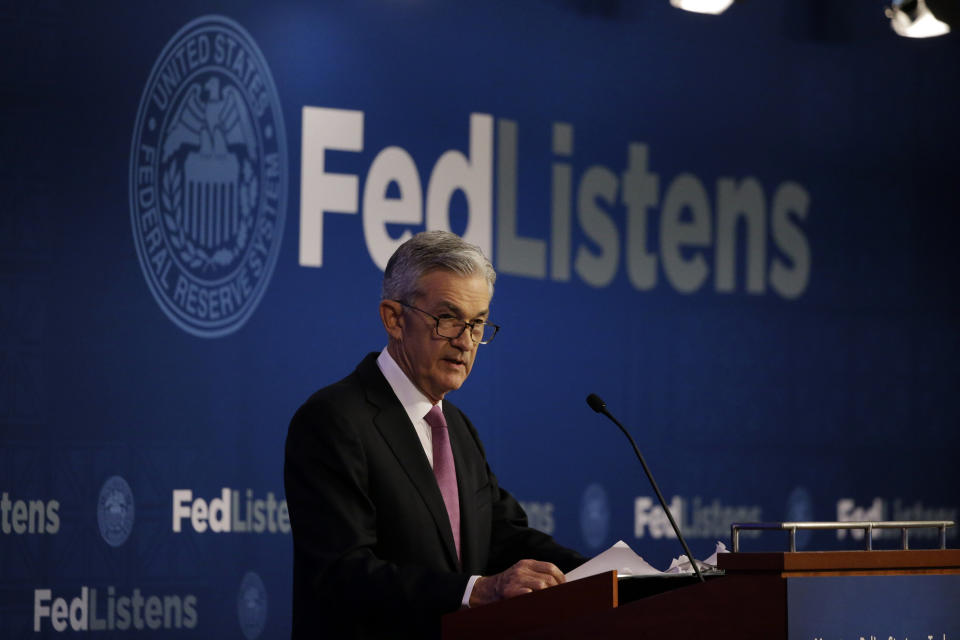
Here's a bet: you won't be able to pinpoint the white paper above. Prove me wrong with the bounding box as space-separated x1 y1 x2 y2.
664 540 728 574
565 540 662 582
566 540 729 582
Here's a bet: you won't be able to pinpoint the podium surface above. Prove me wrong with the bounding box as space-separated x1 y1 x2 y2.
442 550 960 639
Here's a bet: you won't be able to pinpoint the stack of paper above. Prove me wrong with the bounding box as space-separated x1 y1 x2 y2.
565 540 727 582
564 540 662 582
664 540 728 574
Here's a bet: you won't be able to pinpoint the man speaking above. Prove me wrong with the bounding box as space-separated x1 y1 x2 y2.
284 230 585 638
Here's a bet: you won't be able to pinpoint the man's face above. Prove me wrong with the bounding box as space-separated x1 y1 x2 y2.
388 270 491 403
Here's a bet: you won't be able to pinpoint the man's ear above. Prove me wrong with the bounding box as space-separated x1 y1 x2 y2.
379 300 404 340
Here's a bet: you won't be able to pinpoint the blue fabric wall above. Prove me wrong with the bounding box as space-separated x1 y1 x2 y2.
2 1 958 637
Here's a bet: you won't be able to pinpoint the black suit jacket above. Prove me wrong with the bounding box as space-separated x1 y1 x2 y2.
284 353 585 639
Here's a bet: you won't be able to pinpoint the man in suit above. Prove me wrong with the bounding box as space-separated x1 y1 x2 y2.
285 230 585 638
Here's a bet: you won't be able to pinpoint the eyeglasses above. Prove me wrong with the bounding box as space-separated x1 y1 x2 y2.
394 300 500 345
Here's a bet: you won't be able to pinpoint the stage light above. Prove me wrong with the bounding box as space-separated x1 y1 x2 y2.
669 0 735 15
886 0 951 38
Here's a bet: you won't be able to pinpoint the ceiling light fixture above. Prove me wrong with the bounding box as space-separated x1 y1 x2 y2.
886 0 951 38
669 0 735 15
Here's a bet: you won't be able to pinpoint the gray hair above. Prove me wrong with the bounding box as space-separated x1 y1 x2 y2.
381 230 496 302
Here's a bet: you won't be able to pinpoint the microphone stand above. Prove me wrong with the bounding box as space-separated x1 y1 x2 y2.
587 393 704 582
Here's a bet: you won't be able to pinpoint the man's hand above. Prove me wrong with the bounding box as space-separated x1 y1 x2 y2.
468 559 566 607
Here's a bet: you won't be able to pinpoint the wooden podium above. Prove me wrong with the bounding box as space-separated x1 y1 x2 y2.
442 549 960 639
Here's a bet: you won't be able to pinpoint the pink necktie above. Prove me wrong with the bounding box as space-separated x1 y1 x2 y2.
425 405 460 562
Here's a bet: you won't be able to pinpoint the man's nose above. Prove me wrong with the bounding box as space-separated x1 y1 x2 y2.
450 326 475 350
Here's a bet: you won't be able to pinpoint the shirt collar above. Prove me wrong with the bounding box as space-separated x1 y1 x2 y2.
376 347 440 425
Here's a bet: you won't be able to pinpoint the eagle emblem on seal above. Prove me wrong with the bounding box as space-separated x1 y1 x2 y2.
161 75 259 271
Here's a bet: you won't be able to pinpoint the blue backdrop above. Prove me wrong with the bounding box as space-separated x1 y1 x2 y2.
3 1 958 637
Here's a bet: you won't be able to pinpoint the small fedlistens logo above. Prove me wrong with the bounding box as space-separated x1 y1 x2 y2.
130 15 287 338
97 475 135 547
237 571 267 640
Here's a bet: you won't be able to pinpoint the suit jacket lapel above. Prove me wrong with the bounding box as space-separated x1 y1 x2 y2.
356 355 461 569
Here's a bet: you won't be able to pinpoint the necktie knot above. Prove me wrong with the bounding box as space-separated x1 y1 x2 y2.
425 404 447 431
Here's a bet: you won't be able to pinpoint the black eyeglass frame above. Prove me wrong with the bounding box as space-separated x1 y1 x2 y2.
393 300 500 345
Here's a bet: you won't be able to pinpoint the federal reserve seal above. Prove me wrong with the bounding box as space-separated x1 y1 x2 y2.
130 15 287 338
97 475 135 547
580 483 610 550
237 571 268 640
785 486 813 550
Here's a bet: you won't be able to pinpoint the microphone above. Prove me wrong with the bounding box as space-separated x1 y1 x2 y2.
586 393 705 582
